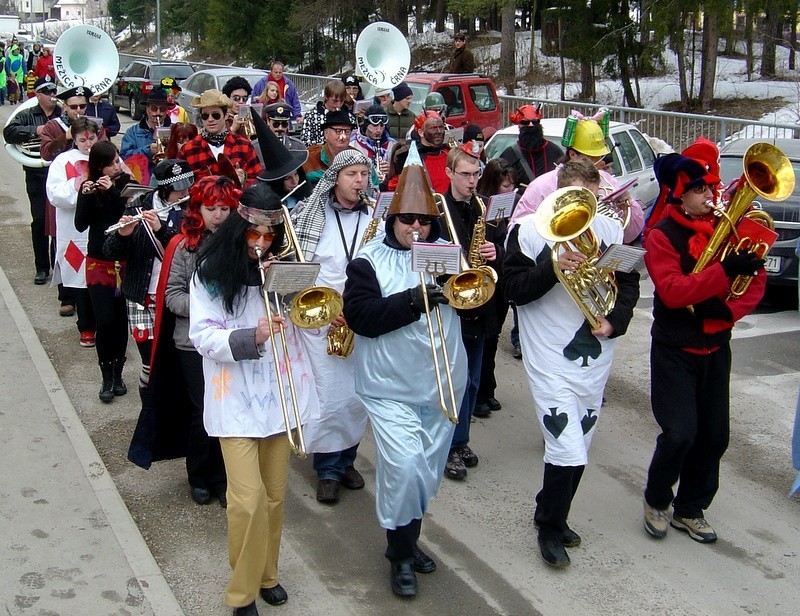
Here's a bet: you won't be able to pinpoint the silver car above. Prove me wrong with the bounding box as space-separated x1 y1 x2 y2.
176 68 269 123
484 118 660 211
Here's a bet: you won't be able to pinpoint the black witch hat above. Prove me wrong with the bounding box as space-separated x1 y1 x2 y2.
251 108 308 182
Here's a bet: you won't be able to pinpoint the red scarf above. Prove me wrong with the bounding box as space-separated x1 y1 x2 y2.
666 205 716 260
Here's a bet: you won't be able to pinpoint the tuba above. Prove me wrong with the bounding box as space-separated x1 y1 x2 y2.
4 25 119 168
355 22 410 90
534 186 618 329
693 142 792 301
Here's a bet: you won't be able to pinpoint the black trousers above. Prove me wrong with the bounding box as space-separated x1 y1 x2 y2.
644 341 731 518
386 517 422 563
477 298 510 403
178 350 226 494
87 283 128 363
71 287 95 333
534 463 585 537
25 170 50 273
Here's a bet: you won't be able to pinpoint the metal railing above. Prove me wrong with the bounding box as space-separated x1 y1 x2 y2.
116 53 799 151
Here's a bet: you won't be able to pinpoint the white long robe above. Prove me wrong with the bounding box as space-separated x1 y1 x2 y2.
46 148 89 289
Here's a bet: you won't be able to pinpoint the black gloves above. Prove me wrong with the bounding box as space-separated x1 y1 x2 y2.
409 283 448 313
693 297 733 322
721 250 765 278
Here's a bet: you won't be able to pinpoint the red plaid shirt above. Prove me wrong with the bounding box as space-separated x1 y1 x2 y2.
179 132 263 182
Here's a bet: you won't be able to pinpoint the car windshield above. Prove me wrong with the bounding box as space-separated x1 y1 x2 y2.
406 83 431 116
152 65 194 82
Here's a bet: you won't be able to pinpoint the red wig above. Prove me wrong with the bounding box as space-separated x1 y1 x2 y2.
182 176 242 250
165 122 199 159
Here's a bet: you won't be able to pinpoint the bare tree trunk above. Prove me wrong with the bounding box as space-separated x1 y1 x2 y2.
761 0 779 77
393 0 408 36
790 4 798 70
415 0 423 35
559 17 566 100
745 11 754 79
699 11 719 110
435 0 446 33
723 4 735 56
528 0 539 75
617 0 640 107
500 0 516 94
670 22 690 111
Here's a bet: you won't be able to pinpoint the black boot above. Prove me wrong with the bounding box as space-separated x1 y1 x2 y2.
99 362 114 403
112 358 127 396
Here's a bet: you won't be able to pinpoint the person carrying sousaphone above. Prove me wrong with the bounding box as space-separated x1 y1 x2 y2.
343 143 467 598
501 168 641 569
189 181 320 615
290 148 374 505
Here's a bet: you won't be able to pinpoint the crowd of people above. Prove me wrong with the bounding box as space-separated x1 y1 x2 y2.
2 39 770 615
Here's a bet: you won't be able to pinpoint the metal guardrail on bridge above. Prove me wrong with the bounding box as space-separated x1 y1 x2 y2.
117 54 798 152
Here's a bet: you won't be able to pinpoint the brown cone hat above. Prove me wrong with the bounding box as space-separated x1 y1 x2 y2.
387 142 440 217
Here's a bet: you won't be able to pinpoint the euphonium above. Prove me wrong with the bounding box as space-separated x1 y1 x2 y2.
534 186 617 330
692 142 792 301
435 192 496 309
596 182 632 229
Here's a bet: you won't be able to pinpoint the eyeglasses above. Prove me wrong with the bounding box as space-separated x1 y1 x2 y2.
367 114 388 125
201 111 223 121
270 120 289 128
518 119 538 126
245 227 276 242
326 127 352 137
397 213 434 226
68 103 87 111
453 169 483 180
231 95 248 102
148 105 167 113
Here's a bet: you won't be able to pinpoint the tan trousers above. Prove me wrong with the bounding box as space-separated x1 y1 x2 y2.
219 434 291 608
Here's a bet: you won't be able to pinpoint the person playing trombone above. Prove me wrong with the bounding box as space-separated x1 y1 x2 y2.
343 146 467 598
189 181 319 615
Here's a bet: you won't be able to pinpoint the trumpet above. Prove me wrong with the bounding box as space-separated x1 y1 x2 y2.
152 117 168 163
413 231 459 424
254 246 307 458
104 196 189 235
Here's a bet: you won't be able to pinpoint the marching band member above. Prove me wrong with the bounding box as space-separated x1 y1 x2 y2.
349 104 394 186
343 144 467 597
120 87 172 178
642 152 765 544
439 146 503 480
189 182 319 615
502 168 640 568
300 80 347 146
497 104 561 189
222 76 253 137
302 108 358 187
291 149 373 505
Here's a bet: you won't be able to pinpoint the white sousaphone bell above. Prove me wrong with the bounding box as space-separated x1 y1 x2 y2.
355 22 410 89
3 25 119 167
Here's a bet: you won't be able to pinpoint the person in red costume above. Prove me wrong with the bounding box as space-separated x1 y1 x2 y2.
498 104 562 189
642 152 766 545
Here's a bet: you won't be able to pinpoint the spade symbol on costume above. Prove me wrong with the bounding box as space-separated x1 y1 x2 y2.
581 408 598 435
543 407 569 439
563 321 601 367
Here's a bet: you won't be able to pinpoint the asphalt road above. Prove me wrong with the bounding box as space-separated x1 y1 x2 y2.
1 104 799 616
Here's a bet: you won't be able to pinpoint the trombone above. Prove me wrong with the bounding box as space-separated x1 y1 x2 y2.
254 245 307 458
413 231 459 424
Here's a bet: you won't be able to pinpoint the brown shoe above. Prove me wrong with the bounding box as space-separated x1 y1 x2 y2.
59 304 75 317
316 479 340 504
341 466 365 490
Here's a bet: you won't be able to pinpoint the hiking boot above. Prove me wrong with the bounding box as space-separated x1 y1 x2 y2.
643 500 669 539
671 515 717 543
444 449 467 480
458 445 479 468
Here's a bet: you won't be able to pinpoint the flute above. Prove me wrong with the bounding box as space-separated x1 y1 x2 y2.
86 170 127 191
104 195 190 235
280 180 307 204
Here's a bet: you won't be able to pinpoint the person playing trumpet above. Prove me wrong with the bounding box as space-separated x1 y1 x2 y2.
189 182 319 615
343 146 467 598
291 149 374 505
502 169 641 569
120 87 173 178
222 76 254 138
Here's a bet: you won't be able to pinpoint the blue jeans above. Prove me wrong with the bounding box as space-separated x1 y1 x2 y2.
451 335 484 450
510 305 520 347
313 443 359 481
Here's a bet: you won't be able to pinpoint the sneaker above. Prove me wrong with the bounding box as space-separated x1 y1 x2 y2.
444 449 467 480
512 344 522 359
671 515 717 543
79 331 96 348
458 445 479 468
643 500 669 539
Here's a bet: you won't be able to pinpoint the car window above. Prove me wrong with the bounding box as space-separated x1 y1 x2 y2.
151 65 194 82
439 85 464 116
469 84 496 112
407 83 430 116
629 129 655 167
612 131 643 173
128 63 146 78
183 74 199 92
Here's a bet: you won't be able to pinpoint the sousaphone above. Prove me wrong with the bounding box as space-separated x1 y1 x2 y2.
355 22 410 89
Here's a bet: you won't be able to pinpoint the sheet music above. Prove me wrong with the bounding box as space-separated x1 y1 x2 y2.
374 192 394 219
263 262 321 294
411 242 462 276
595 244 646 273
486 192 516 221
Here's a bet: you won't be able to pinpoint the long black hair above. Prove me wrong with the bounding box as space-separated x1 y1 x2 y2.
87 141 119 181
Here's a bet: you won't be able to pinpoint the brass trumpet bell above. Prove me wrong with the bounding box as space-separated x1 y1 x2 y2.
536 187 597 243
743 142 796 202
288 287 344 329
443 268 496 309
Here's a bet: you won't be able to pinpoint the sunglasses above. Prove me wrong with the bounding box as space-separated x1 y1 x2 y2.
397 213 434 226
231 95 248 102
367 114 388 125
148 105 167 113
68 103 87 111
270 120 289 128
518 119 538 126
201 111 223 121
245 227 276 242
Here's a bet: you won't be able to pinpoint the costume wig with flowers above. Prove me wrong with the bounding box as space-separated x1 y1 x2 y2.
181 176 242 251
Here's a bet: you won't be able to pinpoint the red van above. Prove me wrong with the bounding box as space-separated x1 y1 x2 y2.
403 72 502 139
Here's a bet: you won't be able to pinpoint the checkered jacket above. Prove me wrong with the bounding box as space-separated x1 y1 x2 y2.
179 132 263 182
